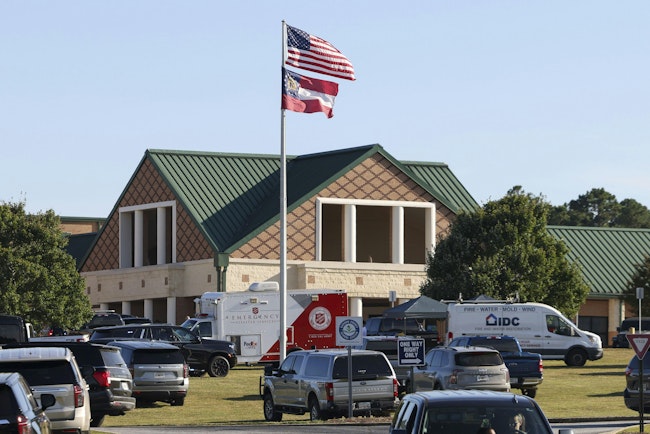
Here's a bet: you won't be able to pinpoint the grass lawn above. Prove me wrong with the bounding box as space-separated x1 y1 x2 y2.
99 347 641 428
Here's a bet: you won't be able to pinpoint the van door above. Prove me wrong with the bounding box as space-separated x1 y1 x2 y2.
542 313 578 357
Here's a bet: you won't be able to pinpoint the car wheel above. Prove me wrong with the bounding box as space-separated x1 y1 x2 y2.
521 388 537 398
309 395 323 421
564 348 587 367
263 392 282 421
207 355 230 377
171 396 185 406
90 413 105 427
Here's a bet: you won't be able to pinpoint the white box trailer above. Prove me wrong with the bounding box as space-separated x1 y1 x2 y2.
446 301 603 366
181 282 348 365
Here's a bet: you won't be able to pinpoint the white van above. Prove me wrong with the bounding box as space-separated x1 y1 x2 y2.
446 301 603 366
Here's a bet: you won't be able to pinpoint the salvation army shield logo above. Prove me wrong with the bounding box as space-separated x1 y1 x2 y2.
309 307 332 331
252 307 259 315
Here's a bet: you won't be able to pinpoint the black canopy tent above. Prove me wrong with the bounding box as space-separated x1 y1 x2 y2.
382 295 448 319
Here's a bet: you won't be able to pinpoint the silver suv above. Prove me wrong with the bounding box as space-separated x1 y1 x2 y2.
412 346 510 392
0 347 91 433
261 349 399 421
108 340 189 406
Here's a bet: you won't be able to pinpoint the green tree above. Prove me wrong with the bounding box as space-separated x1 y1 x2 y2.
421 187 589 317
548 188 650 228
615 199 650 228
622 256 650 315
0 201 92 331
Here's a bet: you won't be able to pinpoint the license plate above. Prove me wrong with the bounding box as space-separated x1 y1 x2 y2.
154 373 165 379
477 375 488 382
357 402 371 410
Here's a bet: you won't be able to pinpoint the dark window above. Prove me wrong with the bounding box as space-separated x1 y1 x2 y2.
466 338 519 353
0 361 75 385
133 349 184 364
0 385 19 417
332 354 392 379
0 325 23 344
455 352 503 367
303 355 330 378
101 348 128 367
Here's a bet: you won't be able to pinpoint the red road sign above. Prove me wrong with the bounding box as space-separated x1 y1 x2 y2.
628 334 650 359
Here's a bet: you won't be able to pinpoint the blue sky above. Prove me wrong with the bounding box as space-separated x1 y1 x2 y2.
2 1 648 217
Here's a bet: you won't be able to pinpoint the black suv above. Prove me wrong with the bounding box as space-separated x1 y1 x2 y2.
89 324 238 377
4 341 135 427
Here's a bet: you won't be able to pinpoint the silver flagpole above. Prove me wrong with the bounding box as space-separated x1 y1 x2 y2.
279 20 288 364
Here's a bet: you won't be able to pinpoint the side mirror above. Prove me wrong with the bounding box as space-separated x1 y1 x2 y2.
40 393 56 410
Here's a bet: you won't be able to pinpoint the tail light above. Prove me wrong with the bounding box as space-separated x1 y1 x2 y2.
392 378 399 398
538 358 544 374
92 370 111 388
504 368 510 383
450 369 459 384
448 331 453 341
16 414 31 434
325 382 334 401
183 363 189 378
73 384 84 408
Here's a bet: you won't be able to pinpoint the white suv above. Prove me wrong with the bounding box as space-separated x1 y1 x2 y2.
0 347 91 433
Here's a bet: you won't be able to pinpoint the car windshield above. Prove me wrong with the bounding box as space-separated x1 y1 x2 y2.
455 352 503 366
424 405 551 434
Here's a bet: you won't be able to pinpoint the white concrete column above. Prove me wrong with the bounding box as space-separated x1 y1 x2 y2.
119 212 133 268
392 206 404 264
425 206 436 254
134 210 144 267
157 207 167 265
344 204 356 262
167 297 177 325
349 297 363 318
121 301 132 316
99 303 110 311
144 299 154 322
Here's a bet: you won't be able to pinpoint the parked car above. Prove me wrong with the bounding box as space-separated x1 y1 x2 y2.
107 340 189 407
83 312 125 330
389 390 575 434
261 348 399 421
624 352 650 412
0 371 55 433
0 347 91 433
4 341 136 427
613 317 650 348
412 346 510 392
89 324 237 377
449 335 543 398
121 316 152 325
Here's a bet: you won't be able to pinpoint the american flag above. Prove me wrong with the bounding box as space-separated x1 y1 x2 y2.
285 24 355 81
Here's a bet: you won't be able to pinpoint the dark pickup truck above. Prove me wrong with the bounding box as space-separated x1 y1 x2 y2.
449 335 543 398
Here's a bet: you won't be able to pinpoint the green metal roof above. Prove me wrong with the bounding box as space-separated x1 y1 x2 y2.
146 145 478 253
547 226 650 297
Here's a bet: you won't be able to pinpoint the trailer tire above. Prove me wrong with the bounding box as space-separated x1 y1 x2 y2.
207 355 230 377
